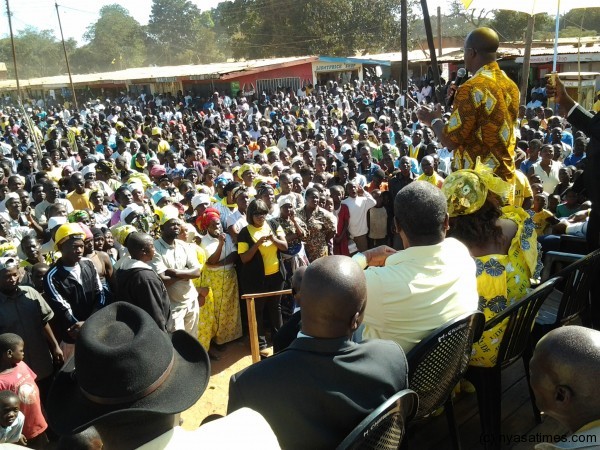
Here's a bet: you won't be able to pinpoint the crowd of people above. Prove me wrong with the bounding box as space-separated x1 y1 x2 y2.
0 26 599 449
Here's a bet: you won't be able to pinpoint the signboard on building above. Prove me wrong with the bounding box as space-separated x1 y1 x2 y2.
189 74 219 80
516 54 600 64
314 62 360 72
156 77 177 83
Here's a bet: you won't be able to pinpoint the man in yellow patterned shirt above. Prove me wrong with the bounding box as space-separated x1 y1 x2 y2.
418 28 520 186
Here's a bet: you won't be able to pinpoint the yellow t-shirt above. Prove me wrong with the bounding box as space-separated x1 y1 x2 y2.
237 223 284 276
67 190 92 210
417 172 444 189
513 170 533 209
532 209 553 236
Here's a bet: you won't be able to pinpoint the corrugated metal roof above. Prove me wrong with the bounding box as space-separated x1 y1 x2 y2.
525 44 600 56
0 56 316 90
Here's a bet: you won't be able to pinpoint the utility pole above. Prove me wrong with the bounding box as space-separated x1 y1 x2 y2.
55 2 78 110
5 0 21 103
400 0 408 92
421 0 442 102
437 6 442 57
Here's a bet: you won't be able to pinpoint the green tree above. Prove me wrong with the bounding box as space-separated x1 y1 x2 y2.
0 27 75 79
147 0 223 65
559 26 597 38
71 4 147 72
561 8 600 34
490 11 553 41
213 0 403 59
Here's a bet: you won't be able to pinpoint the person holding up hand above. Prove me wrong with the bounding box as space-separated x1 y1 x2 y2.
546 74 600 250
238 199 288 355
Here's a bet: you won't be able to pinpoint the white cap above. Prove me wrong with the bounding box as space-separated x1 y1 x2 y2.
191 193 211 210
121 204 143 223
47 216 67 230
277 193 298 209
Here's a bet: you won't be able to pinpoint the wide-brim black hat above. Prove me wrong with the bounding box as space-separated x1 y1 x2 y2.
47 302 210 435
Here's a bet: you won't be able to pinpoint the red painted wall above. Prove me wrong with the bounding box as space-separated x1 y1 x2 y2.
232 62 314 88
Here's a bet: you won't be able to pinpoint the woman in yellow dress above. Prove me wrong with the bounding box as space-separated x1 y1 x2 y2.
196 208 242 352
442 160 541 368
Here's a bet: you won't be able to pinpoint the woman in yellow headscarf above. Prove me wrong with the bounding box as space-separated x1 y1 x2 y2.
442 160 541 368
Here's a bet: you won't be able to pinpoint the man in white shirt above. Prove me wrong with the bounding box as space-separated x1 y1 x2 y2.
150 206 201 337
353 181 478 353
342 182 376 252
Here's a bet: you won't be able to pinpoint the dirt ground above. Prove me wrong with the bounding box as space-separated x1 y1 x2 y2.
180 338 269 430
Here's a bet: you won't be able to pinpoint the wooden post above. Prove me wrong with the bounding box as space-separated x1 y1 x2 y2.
520 14 536 106
400 0 408 92
242 289 292 364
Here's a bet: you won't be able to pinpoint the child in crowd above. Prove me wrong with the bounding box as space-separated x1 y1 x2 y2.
0 333 48 448
0 390 26 445
532 193 560 237
530 183 544 196
548 194 561 215
368 190 389 248
556 189 582 218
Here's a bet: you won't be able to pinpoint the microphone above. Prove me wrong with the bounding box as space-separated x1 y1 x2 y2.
447 68 467 108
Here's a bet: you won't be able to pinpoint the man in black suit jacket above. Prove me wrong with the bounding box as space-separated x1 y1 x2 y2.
548 76 600 247
547 77 600 326
227 255 408 450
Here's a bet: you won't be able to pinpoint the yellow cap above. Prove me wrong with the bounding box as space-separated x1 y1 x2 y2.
151 127 162 136
239 163 255 176
55 223 85 249
156 205 180 226
112 225 138 246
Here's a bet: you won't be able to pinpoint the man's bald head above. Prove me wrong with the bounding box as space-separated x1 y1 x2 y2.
464 27 499 72
126 232 154 261
300 256 366 339
291 266 307 306
465 27 499 54
530 326 600 432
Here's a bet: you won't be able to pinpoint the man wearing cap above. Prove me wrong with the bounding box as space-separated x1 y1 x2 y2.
151 205 202 336
152 127 170 155
44 223 105 360
188 193 211 226
46 302 280 449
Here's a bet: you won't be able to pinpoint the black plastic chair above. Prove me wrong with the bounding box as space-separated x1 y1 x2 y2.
465 277 561 450
336 389 418 450
406 311 485 450
537 249 600 331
